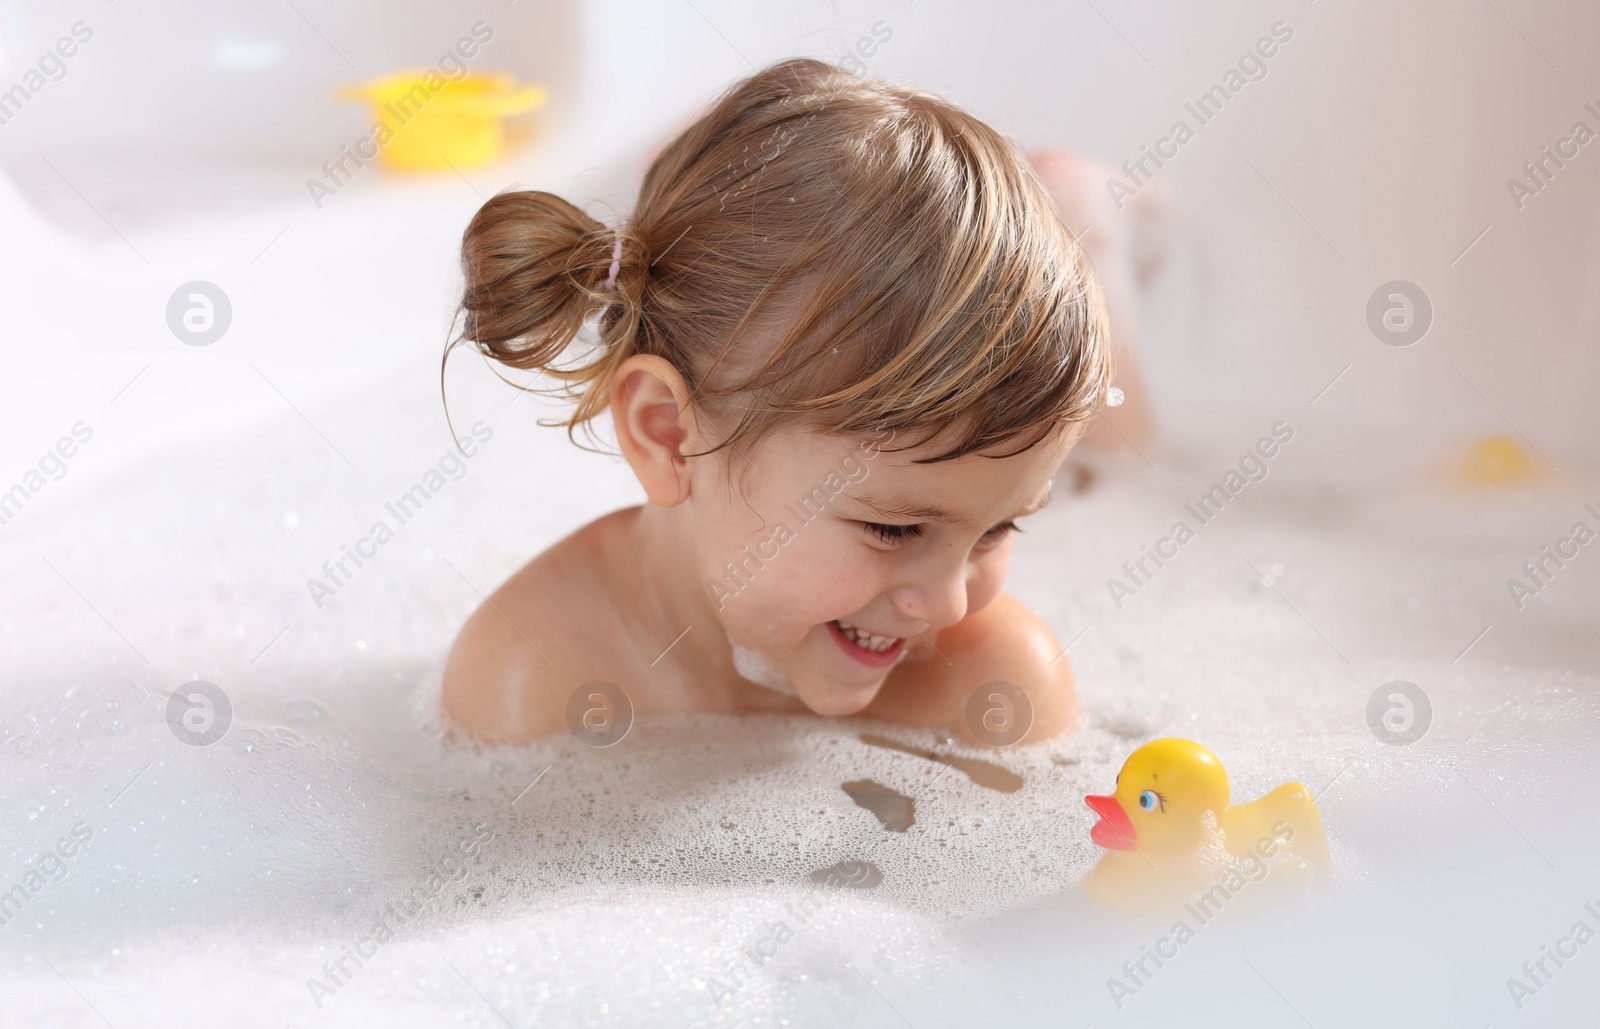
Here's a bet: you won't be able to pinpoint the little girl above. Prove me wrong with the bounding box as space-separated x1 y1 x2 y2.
442 58 1120 747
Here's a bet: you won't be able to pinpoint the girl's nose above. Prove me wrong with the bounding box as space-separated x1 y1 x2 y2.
888 562 969 630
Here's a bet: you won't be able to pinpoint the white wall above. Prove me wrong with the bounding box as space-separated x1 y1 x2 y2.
1 0 1595 485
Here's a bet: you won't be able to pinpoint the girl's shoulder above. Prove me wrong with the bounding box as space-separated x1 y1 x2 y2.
868 592 1078 745
440 508 641 743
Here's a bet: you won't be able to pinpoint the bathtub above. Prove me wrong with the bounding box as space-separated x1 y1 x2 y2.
2 1 1598 1026
3 365 1597 1027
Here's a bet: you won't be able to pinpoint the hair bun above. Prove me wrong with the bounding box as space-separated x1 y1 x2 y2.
459 190 624 369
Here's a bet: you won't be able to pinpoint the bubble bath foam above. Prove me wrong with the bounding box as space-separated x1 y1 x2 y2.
0 379 1596 1027
730 641 797 695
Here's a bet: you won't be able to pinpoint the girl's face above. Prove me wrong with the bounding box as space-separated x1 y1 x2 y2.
689 422 1076 716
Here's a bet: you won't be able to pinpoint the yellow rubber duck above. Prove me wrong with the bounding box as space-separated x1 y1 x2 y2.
1083 738 1328 911
1460 435 1541 486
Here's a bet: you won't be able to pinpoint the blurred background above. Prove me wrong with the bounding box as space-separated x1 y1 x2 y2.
1 0 1597 483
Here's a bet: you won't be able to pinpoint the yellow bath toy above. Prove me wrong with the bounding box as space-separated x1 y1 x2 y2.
1460 435 1540 486
1083 739 1328 911
339 71 547 171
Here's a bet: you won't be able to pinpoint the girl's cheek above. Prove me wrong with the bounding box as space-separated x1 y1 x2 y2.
711 556 845 638
708 522 880 635
965 549 1010 615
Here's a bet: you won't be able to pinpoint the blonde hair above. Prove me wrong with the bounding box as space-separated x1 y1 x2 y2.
454 57 1110 463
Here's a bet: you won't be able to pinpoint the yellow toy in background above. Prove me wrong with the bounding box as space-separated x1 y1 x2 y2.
339 71 547 171
1459 435 1541 486
1083 738 1329 912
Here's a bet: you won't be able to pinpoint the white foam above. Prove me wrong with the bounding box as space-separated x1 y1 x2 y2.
730 641 796 694
1 376 1596 1026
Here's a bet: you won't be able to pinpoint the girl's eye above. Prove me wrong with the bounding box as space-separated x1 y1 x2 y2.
980 520 1020 542
862 522 925 545
1139 790 1161 811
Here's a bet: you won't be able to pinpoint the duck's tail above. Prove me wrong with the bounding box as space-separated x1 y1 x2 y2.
1262 782 1331 873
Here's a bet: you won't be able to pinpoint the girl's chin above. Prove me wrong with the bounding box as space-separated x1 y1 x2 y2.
792 677 884 717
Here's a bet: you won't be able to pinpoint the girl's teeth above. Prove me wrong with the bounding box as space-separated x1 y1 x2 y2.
835 620 900 653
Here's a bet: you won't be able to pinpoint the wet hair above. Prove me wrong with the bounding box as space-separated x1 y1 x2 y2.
453 57 1110 464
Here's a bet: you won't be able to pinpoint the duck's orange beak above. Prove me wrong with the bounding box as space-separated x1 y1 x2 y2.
1085 794 1137 850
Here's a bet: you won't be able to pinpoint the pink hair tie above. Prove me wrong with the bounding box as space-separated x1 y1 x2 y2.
604 235 623 290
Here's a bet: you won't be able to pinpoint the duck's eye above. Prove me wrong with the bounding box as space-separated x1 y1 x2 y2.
1139 790 1160 811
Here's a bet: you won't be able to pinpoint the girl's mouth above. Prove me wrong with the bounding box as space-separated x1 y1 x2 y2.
827 619 907 667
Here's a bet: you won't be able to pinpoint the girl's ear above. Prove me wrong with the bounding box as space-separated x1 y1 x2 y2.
611 354 698 506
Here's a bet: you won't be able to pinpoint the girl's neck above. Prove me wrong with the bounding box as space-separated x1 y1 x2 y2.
619 502 807 714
